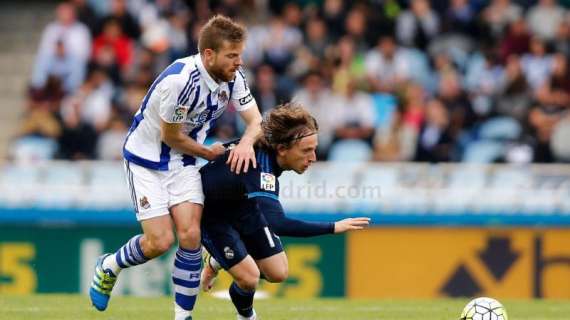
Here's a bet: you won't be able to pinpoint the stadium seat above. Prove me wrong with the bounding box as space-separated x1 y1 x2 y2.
36 163 84 207
462 140 505 163
328 139 372 162
478 117 522 141
9 136 57 163
0 163 40 205
81 162 130 209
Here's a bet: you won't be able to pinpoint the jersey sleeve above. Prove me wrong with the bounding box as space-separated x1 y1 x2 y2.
254 196 335 237
230 69 257 112
243 168 279 201
157 76 192 124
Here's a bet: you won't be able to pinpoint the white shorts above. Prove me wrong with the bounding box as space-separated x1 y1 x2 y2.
124 160 204 221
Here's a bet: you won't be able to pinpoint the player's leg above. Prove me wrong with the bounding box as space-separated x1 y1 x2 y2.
255 251 288 283
90 161 172 311
243 226 287 283
168 165 205 320
202 220 258 319
170 202 203 320
227 256 260 320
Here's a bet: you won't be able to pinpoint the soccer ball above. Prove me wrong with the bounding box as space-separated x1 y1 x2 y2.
460 297 508 320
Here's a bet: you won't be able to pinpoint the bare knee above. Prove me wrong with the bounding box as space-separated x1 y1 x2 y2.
176 225 201 249
264 265 288 283
143 231 175 257
233 268 260 292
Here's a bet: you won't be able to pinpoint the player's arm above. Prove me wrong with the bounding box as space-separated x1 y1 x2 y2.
160 121 225 160
254 197 370 236
228 70 263 174
157 77 225 160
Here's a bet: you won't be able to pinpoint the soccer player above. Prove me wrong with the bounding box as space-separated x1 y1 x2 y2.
89 15 263 320
198 103 370 319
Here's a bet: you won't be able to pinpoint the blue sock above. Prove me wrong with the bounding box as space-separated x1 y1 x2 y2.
229 281 255 317
172 247 202 312
104 234 149 274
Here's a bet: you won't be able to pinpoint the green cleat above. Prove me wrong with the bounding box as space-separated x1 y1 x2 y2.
89 254 117 311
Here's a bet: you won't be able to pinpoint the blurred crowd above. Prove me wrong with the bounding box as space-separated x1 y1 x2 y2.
12 0 570 163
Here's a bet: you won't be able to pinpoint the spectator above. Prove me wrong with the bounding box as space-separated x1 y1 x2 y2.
70 0 98 35
535 53 570 108
251 65 289 114
500 18 531 63
60 67 113 133
331 78 375 143
365 35 410 93
414 98 454 162
292 71 337 159
442 0 478 37
496 55 532 122
97 0 140 40
31 2 91 93
520 37 553 90
57 100 98 160
96 116 128 160
396 0 440 50
331 36 366 95
92 18 134 71
437 71 477 138
526 0 566 41
481 0 523 40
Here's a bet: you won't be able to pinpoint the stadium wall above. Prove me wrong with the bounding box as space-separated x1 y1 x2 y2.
1 162 570 299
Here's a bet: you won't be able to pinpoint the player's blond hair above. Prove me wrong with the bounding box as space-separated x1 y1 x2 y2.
258 102 319 150
198 15 246 53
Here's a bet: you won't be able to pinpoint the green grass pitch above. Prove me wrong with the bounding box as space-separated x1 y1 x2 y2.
1 294 568 319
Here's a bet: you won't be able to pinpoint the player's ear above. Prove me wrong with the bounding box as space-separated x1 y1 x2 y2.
203 48 215 63
276 144 288 156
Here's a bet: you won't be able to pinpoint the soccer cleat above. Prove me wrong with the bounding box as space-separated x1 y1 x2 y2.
200 250 218 292
89 254 118 311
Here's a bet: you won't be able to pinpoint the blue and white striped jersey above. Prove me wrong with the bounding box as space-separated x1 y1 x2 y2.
123 54 256 171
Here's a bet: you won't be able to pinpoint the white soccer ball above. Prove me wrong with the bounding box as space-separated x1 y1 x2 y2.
460 297 508 320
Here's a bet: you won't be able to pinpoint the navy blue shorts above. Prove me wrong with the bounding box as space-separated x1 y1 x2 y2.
201 211 283 270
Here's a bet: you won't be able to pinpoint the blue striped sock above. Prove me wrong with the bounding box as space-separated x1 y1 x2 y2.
103 234 149 274
172 247 202 313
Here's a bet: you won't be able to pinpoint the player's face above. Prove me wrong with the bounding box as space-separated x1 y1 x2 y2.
205 41 244 82
279 134 318 174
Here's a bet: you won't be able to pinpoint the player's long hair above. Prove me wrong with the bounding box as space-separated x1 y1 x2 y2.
257 102 319 151
198 15 246 53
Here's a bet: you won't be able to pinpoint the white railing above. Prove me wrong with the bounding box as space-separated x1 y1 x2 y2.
1 161 569 215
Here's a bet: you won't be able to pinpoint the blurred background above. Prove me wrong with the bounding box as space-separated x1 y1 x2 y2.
0 0 569 300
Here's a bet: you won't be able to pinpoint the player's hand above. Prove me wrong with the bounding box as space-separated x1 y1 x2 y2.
226 139 256 174
207 142 226 160
333 217 370 234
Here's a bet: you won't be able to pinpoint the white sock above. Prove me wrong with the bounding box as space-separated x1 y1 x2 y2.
102 254 122 275
174 303 192 320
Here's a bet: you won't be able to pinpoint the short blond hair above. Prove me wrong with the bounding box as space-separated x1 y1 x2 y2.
198 15 246 53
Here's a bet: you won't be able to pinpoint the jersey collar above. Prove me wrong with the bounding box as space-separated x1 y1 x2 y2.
196 54 220 92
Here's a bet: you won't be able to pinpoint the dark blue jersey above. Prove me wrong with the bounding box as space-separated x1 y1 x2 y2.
200 147 334 237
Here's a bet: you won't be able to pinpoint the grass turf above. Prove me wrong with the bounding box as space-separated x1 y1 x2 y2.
0 294 569 319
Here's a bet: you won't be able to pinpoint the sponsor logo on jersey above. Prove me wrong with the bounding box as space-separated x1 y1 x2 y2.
260 172 276 191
